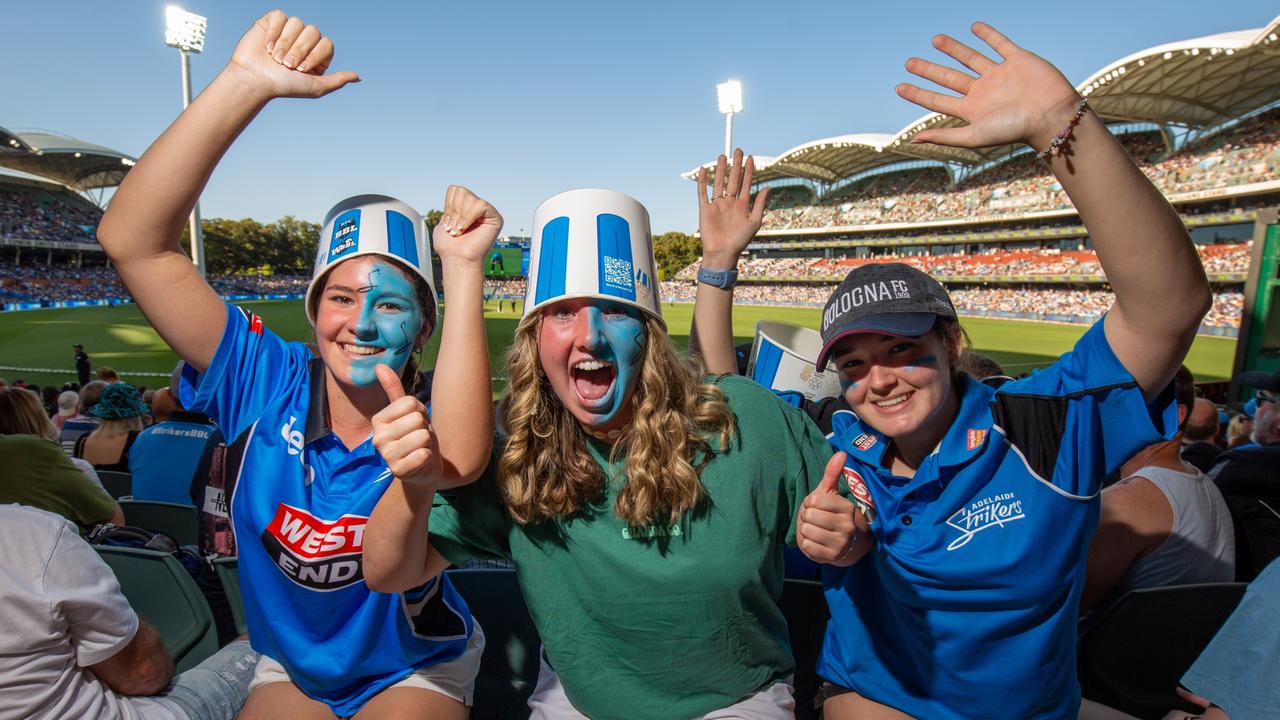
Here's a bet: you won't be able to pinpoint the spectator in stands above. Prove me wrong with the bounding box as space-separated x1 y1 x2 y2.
0 503 258 720
39 385 59 417
97 12 495 718
1082 366 1234 612
60 380 104 454
1182 397 1225 473
0 387 123 531
74 342 92 386
1207 369 1280 580
128 388 223 507
53 390 82 433
692 23 1209 720
1170 556 1280 720
97 367 120 384
1225 410 1254 450
73 382 148 473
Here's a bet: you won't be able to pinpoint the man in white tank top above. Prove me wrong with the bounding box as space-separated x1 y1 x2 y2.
1082 367 1236 613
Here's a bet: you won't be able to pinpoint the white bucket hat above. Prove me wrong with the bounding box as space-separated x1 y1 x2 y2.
523 189 661 326
748 320 842 401
305 194 438 332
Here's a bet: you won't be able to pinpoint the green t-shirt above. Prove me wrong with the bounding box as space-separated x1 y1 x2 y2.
0 434 118 533
430 375 833 720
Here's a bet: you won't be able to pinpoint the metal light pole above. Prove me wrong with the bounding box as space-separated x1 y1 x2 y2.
165 5 208 276
716 80 743 158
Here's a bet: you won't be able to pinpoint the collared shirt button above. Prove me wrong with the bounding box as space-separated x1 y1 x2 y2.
902 515 913 526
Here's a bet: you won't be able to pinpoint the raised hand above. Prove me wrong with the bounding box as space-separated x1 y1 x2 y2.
797 453 867 567
371 364 442 488
897 22 1081 152
432 185 504 266
226 10 360 100
697 148 769 268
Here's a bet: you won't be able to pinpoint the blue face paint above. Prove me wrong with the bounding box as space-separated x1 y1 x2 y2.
347 261 423 386
904 355 938 370
578 302 646 427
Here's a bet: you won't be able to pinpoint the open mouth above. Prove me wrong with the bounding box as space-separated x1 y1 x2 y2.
571 359 616 405
341 342 384 358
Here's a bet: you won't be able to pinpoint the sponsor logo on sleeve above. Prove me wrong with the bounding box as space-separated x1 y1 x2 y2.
852 433 877 451
261 504 367 591
945 492 1025 551
966 428 987 451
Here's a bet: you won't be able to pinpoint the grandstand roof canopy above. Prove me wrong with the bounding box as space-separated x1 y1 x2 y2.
685 14 1280 187
0 127 136 192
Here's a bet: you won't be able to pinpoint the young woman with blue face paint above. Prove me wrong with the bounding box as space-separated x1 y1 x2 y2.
694 23 1211 720
97 11 499 719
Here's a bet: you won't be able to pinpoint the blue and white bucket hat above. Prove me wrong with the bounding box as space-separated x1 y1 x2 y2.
523 189 662 326
305 194 437 330
749 320 842 401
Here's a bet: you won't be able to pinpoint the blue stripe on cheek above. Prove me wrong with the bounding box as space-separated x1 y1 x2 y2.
840 378 858 393
904 355 938 370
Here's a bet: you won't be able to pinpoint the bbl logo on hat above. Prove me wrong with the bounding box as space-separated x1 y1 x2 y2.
524 189 662 325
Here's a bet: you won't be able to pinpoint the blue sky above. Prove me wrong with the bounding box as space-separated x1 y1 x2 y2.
4 1 1272 234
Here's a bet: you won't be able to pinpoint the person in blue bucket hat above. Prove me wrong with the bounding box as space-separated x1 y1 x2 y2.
97 11 498 719
365 184 846 720
72 382 151 473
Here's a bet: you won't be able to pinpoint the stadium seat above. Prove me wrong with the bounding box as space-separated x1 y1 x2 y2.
445 568 541 719
780 578 829 720
1077 582 1247 719
94 545 219 673
211 556 247 637
119 500 198 546
97 470 132 499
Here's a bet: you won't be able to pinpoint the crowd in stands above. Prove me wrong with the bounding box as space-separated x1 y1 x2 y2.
0 188 101 244
0 262 310 305
762 109 1280 230
484 278 527 297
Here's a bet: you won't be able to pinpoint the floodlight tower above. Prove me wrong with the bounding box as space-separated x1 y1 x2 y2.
165 5 208 276
716 80 743 158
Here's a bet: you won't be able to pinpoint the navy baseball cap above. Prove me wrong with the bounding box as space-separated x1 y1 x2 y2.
815 263 957 370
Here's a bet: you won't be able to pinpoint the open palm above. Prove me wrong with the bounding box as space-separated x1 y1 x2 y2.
897 23 1081 151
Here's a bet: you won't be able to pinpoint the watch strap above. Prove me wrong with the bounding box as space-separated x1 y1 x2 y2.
697 266 739 289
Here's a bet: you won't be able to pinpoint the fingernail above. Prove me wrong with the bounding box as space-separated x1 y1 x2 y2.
297 62 309 72
266 41 274 53
283 57 296 69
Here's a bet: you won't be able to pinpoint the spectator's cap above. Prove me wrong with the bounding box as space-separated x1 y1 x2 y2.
816 263 956 370
56 390 79 417
1244 397 1258 418
749 321 842 401
72 343 83 349
522 189 662 327
306 195 437 333
1237 367 1280 393
88 382 148 420
1219 409 1230 425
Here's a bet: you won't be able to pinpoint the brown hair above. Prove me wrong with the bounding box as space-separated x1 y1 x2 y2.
497 313 736 526
0 388 57 441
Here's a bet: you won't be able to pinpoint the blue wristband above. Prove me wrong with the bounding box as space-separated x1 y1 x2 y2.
697 266 738 289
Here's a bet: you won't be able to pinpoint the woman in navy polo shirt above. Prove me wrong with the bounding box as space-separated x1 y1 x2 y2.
97 11 498 719
693 23 1210 720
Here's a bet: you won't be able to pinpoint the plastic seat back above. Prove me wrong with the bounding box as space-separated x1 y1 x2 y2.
1078 582 1247 718
119 500 198 546
211 556 247 637
97 470 132 499
445 568 541 719
94 545 219 673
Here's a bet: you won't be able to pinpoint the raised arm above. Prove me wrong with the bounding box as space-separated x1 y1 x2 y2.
96 10 359 372
688 149 768 373
898 23 1210 400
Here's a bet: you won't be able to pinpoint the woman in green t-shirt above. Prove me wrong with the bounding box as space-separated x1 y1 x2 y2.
365 189 842 720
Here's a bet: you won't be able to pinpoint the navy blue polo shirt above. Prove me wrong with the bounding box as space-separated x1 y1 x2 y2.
181 303 472 716
818 319 1176 719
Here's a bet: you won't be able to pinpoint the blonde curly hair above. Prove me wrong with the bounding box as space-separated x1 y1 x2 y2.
497 311 736 527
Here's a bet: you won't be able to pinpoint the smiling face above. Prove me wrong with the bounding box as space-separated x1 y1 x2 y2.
314 256 426 388
831 327 961 448
537 297 647 433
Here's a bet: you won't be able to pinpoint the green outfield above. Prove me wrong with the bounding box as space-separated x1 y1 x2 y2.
0 300 1238 393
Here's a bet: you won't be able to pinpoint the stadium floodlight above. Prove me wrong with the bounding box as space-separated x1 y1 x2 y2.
164 5 208 276
716 80 743 158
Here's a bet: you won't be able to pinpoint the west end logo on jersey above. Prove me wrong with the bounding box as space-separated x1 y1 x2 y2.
262 504 367 591
843 466 877 522
946 492 1026 551
328 210 361 261
822 279 913 333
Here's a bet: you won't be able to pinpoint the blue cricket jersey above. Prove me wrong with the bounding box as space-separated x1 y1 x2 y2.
818 319 1176 719
182 303 473 716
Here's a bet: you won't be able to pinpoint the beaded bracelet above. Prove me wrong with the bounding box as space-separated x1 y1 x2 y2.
1037 97 1090 161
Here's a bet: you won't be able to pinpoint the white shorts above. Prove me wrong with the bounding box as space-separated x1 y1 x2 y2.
249 621 485 711
527 654 795 719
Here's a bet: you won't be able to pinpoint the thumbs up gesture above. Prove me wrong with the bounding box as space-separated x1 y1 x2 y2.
371 364 442 488
797 452 869 567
